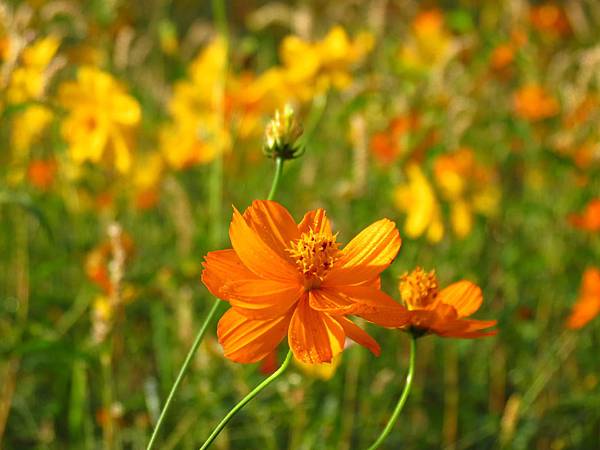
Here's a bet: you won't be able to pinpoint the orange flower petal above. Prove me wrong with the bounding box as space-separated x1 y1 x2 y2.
310 285 409 327
243 200 300 260
288 298 345 364
566 296 600 329
297 208 332 235
309 289 362 314
201 249 258 299
582 268 600 298
437 280 483 318
217 308 292 363
325 219 401 286
221 279 303 319
333 316 380 356
229 207 298 282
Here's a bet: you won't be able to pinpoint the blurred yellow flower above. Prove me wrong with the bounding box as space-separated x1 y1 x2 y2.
398 9 454 72
434 148 500 238
279 26 374 101
161 38 230 169
394 163 444 243
131 152 164 210
6 35 59 104
11 104 53 154
58 66 141 173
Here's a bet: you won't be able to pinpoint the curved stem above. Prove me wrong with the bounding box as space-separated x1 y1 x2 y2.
145 299 220 450
366 335 417 450
198 350 293 450
267 157 284 201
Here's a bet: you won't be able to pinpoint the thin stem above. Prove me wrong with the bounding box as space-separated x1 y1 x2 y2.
145 299 220 450
267 157 284 201
198 350 293 450
146 104 287 450
366 335 417 450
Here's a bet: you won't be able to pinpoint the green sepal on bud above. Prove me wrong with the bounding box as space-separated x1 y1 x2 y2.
263 104 305 160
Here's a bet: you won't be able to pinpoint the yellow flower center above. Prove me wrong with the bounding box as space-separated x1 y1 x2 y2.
287 230 340 288
399 267 439 310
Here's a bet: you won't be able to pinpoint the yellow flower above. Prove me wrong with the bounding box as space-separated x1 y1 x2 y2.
11 104 53 155
161 39 230 169
394 163 444 243
6 36 59 104
398 9 454 72
58 66 141 173
434 148 500 238
131 152 164 209
279 26 374 101
21 35 60 68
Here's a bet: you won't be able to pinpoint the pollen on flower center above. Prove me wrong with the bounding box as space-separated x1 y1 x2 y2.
287 230 341 286
399 267 439 310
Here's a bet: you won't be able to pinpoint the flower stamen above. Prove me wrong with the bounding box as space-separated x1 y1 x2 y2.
399 267 439 310
287 230 340 288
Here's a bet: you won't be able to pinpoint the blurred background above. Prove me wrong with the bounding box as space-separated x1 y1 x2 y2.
1 0 599 448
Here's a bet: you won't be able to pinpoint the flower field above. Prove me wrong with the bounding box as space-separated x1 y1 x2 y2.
1 1 599 449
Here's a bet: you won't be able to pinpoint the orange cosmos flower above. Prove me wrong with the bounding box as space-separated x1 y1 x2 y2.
530 4 571 37
569 199 600 232
27 159 56 190
387 267 497 338
513 85 559 121
201 200 406 364
566 268 600 329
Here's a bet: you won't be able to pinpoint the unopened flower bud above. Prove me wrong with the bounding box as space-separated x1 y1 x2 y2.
263 104 304 160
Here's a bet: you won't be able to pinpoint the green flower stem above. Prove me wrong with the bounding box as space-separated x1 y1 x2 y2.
198 350 293 450
145 299 220 450
146 125 287 450
267 157 284 201
367 336 417 450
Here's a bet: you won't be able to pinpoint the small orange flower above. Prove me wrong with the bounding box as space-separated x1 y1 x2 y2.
370 115 420 164
513 85 559 121
201 200 407 364
490 43 514 71
27 159 56 190
388 267 497 338
566 268 600 329
569 199 600 232
530 4 571 37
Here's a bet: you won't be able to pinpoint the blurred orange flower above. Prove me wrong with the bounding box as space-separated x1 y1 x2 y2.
569 199 600 232
530 4 571 37
85 234 134 295
513 84 559 121
370 115 420 164
566 268 600 329
490 43 515 71
202 200 407 364
398 9 454 72
27 159 56 190
389 267 497 338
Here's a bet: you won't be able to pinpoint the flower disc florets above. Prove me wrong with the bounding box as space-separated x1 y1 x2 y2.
399 267 439 310
287 230 340 288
